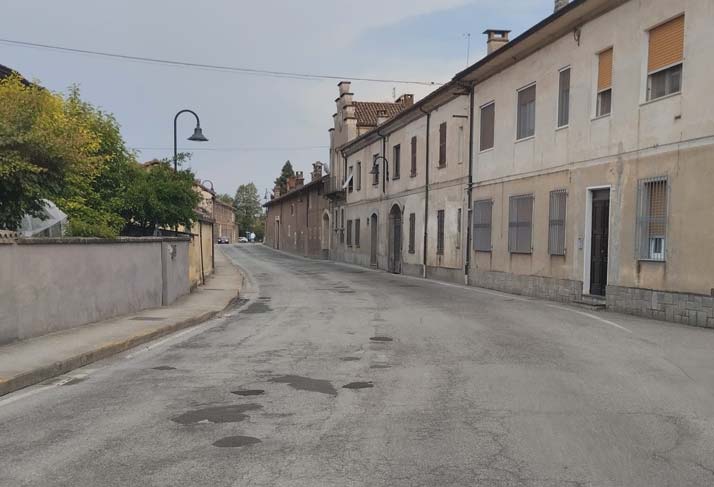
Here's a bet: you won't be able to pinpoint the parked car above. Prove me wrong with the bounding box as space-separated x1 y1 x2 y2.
217 236 229 244
238 237 249 243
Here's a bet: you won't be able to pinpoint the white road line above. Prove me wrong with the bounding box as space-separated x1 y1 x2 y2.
0 372 90 408
545 304 633 333
124 323 213 359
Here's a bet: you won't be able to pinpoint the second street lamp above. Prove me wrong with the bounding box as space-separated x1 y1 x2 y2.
173 109 208 172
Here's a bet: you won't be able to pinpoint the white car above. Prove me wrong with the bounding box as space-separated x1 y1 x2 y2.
238 237 249 243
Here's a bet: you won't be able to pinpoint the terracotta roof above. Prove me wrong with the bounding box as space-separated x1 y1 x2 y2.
353 101 407 127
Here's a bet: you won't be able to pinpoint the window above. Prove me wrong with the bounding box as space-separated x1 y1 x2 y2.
558 68 571 127
393 144 401 179
548 190 567 256
480 102 495 151
346 219 352 246
508 194 533 254
636 177 668 261
456 208 462 249
410 136 417 177
436 209 445 255
372 154 380 186
356 162 362 191
597 48 613 117
408 213 416 253
647 16 684 101
354 219 360 247
348 166 354 192
517 84 536 140
473 200 492 252
438 122 447 167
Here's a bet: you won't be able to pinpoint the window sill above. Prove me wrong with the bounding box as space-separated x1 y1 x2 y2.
392 176 400 181
479 147 494 154
410 173 417 178
555 124 569 132
638 258 666 263
515 135 535 144
640 91 681 107
509 251 533 255
591 113 611 122
436 164 447 169
474 249 492 253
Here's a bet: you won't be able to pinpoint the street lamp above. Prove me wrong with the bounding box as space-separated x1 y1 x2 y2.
173 109 208 172
370 155 389 192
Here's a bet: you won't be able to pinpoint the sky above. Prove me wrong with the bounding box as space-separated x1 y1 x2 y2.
1 0 552 200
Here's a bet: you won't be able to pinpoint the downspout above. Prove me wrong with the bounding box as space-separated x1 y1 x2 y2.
199 220 205 285
420 106 430 278
377 128 387 194
464 84 475 285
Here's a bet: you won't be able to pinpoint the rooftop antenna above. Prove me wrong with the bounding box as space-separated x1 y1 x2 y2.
392 87 396 100
463 33 472 66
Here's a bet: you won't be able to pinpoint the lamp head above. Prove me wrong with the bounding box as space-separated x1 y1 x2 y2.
188 126 208 142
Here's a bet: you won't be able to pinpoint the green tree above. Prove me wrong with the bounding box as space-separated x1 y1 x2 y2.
216 193 234 206
234 183 262 236
121 161 200 234
0 75 101 230
274 160 294 193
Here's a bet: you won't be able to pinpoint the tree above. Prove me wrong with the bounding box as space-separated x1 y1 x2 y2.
216 193 234 206
0 75 101 230
234 183 262 236
121 161 200 234
273 160 294 193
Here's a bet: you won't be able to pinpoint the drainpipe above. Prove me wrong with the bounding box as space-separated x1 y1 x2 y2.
420 106 430 278
376 128 387 194
199 221 205 285
464 84 475 285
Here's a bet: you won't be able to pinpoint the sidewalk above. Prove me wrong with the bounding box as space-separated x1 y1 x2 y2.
0 249 244 397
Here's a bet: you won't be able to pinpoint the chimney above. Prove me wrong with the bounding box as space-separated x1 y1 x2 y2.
311 161 323 182
376 109 389 125
338 81 351 96
295 171 304 187
483 29 511 55
287 175 296 191
554 0 569 12
396 94 414 107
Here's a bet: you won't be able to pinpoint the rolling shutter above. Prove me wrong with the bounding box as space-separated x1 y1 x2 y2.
648 15 684 73
598 48 613 91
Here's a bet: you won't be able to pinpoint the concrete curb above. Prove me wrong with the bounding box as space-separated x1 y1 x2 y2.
0 294 241 399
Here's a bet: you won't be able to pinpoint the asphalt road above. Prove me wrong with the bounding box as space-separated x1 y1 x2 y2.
2 244 714 487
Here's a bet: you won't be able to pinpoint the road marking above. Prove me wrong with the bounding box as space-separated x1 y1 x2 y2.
0 372 92 408
124 324 213 359
545 304 633 333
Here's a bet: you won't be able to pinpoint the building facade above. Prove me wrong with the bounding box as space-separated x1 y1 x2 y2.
264 163 330 258
322 0 714 327
213 199 238 243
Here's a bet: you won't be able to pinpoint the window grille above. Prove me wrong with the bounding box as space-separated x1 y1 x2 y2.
436 209 445 255
473 200 492 251
548 190 567 255
508 194 533 254
636 177 668 261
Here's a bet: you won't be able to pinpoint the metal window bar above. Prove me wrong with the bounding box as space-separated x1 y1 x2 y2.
473 200 492 251
548 189 567 255
509 195 533 253
436 209 445 255
636 176 668 261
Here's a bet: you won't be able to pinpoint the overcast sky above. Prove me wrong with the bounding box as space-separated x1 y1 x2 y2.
2 0 553 200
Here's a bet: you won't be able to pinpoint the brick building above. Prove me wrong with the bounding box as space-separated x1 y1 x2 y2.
264 162 330 258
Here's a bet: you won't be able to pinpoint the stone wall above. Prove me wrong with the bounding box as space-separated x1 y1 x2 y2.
469 270 583 303
0 237 190 345
607 285 714 328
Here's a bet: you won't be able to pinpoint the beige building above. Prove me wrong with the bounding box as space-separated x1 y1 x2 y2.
213 199 238 243
327 0 714 327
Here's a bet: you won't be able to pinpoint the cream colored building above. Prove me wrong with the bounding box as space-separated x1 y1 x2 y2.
324 0 714 327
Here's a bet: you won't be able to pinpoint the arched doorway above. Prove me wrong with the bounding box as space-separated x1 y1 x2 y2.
388 204 402 274
321 212 330 259
370 213 378 267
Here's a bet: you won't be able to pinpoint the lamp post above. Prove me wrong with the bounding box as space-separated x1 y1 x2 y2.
173 109 208 172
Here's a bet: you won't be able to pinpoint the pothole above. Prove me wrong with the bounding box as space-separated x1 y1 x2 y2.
269 375 337 396
171 404 262 425
212 436 262 448
242 302 272 314
370 336 393 342
231 389 265 396
343 381 374 389
152 366 176 371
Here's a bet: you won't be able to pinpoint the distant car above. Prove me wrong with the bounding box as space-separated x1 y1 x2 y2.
238 237 249 243
217 236 229 244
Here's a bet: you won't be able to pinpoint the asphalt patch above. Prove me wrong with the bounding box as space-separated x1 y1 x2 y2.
370 364 391 369
152 366 177 371
340 357 361 362
171 404 262 425
213 436 262 448
231 389 265 396
370 336 393 342
343 381 374 389
242 302 272 314
269 375 337 396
